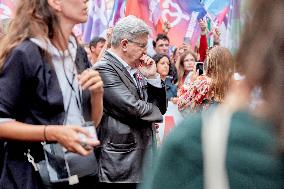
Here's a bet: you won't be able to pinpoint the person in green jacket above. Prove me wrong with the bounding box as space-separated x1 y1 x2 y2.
139 0 284 188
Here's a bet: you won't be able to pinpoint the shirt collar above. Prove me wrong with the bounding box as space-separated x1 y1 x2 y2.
107 50 137 75
30 36 77 60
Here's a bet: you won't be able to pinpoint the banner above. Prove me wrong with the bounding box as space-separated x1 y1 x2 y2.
157 102 183 143
155 0 206 48
82 0 109 43
0 0 244 53
125 0 161 38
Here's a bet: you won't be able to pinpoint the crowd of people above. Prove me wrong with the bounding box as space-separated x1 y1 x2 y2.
1 0 284 188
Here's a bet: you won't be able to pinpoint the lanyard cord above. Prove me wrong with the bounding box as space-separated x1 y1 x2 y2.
56 47 86 181
62 68 75 125
57 48 84 125
63 60 83 113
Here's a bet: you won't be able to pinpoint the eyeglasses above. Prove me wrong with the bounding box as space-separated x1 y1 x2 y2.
157 43 169 47
128 39 147 49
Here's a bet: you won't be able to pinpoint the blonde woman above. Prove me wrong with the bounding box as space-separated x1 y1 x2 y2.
178 46 234 113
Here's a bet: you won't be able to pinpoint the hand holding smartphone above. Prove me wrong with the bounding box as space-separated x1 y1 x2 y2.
79 121 98 150
195 62 204 76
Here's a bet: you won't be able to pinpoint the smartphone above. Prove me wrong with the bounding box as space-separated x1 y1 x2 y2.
183 37 190 44
195 62 204 75
81 121 98 141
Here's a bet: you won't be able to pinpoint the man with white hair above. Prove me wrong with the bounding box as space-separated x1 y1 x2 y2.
94 15 167 189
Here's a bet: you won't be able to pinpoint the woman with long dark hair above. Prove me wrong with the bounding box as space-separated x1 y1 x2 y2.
176 50 198 89
152 53 177 101
0 0 103 188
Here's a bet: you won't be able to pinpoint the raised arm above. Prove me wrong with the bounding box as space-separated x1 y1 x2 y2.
199 19 208 62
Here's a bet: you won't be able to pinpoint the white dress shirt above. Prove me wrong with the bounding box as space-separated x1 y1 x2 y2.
107 50 162 88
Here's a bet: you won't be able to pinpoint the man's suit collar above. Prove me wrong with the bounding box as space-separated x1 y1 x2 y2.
103 51 136 86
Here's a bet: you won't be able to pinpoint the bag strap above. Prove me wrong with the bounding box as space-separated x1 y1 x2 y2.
202 105 233 189
0 141 6 179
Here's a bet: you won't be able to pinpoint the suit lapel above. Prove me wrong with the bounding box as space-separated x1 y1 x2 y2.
103 51 136 86
103 52 140 99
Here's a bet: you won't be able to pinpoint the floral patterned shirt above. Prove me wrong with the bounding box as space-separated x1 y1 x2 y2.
178 75 213 114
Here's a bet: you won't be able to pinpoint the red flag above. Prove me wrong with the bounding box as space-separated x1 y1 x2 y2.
125 0 148 20
125 0 161 37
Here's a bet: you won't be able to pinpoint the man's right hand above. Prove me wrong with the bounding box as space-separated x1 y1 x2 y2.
138 54 158 79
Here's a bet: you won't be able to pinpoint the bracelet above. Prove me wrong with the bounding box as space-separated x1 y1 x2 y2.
43 125 48 141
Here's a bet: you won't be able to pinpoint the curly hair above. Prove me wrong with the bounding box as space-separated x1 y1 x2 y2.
0 0 60 70
205 46 234 102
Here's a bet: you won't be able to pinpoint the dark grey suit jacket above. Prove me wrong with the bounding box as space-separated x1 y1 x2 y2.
94 51 167 183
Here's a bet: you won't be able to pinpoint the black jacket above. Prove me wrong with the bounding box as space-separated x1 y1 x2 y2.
0 40 93 189
94 51 167 183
